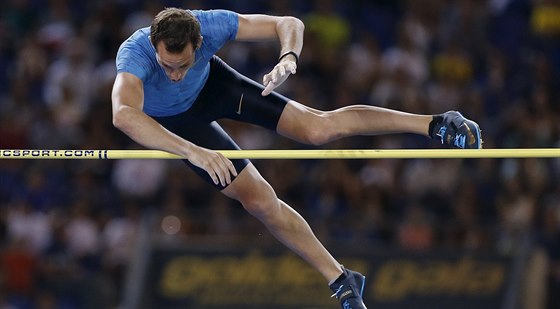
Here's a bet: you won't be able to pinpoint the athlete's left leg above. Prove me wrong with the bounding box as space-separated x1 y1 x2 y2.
276 100 482 149
205 55 480 149
277 100 431 145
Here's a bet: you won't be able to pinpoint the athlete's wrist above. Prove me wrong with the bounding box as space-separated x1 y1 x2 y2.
278 51 299 65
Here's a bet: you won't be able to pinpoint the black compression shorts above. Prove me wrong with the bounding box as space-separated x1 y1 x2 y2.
153 56 290 190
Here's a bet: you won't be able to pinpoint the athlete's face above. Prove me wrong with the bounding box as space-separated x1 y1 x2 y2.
155 41 197 82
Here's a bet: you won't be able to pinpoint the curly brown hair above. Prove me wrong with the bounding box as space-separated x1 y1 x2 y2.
150 8 202 53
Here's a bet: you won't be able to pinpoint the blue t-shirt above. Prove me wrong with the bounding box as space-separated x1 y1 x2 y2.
116 9 239 117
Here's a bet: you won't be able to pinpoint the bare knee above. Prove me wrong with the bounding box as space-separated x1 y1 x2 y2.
304 129 333 145
299 113 337 145
222 165 282 220
278 103 340 145
238 181 280 220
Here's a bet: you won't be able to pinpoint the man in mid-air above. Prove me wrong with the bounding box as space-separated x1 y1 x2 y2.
112 7 482 308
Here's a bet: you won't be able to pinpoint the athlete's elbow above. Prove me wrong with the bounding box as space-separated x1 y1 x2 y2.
285 16 304 32
112 105 133 132
295 17 305 32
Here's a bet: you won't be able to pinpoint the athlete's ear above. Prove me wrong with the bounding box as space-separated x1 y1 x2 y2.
196 35 203 49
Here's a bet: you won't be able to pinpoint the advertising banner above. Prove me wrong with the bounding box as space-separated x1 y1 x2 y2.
142 246 512 309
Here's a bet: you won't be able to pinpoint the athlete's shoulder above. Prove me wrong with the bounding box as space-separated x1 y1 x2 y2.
116 27 156 81
120 27 151 51
190 9 239 49
189 8 238 20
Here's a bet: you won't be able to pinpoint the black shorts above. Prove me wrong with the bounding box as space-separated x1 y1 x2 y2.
153 56 290 189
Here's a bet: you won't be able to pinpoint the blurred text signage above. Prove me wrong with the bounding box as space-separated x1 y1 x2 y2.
143 246 512 309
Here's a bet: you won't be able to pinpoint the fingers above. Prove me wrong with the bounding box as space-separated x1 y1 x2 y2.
261 61 297 96
280 60 297 75
217 154 238 186
225 156 238 180
288 62 297 74
191 148 238 187
211 155 238 187
262 81 275 96
207 169 220 186
278 65 286 78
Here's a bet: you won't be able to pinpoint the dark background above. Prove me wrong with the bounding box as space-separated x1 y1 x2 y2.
0 0 559 308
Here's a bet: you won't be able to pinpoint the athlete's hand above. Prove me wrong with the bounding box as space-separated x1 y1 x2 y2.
187 146 237 186
261 59 297 96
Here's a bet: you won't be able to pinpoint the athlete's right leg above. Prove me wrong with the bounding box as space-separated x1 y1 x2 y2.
153 110 344 284
222 166 368 308
221 162 344 283
156 57 368 308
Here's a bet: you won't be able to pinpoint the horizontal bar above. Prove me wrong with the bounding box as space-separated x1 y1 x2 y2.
0 149 558 159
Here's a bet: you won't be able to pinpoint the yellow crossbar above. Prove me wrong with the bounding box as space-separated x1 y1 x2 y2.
0 149 558 159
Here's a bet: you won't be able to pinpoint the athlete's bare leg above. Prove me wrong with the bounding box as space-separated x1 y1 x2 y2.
277 101 432 145
222 163 343 282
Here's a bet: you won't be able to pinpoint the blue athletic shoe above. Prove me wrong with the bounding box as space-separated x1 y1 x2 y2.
329 267 367 309
431 111 482 149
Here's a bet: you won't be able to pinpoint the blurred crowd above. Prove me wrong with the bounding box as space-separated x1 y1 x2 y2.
0 0 559 308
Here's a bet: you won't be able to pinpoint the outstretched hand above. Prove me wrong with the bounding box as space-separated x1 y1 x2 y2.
261 59 297 96
187 145 238 187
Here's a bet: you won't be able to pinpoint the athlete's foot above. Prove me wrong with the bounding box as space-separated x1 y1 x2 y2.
430 111 482 149
329 267 367 309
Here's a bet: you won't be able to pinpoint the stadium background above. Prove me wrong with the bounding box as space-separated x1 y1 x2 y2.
0 0 559 308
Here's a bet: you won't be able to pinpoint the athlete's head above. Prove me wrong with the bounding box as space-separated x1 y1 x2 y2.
150 8 203 82
150 8 202 53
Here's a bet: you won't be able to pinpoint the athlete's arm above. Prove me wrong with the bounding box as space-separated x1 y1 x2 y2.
111 72 237 186
236 14 304 56
236 14 304 96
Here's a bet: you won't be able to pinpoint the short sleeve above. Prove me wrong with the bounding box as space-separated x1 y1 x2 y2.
116 46 149 81
193 9 239 50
